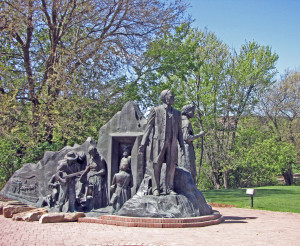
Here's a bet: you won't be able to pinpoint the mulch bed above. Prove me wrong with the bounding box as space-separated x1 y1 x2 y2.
209 202 236 208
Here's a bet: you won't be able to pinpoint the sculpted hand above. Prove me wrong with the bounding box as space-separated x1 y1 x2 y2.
60 178 67 184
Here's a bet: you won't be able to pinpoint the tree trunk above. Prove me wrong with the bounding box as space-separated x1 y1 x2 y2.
282 166 294 185
223 170 229 189
197 135 204 184
211 171 222 189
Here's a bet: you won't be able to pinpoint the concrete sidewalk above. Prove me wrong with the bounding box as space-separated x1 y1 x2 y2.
0 207 299 246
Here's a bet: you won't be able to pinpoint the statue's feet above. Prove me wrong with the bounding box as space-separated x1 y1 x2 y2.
167 189 177 195
153 190 160 196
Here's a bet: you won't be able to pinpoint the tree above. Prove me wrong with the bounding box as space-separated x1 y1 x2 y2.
260 68 300 185
0 0 188 186
136 24 279 189
229 124 297 187
0 0 187 139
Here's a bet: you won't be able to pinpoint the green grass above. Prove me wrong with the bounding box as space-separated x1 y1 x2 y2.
202 185 300 213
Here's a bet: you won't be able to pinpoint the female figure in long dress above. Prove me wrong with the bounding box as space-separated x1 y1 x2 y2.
80 146 106 210
180 104 205 184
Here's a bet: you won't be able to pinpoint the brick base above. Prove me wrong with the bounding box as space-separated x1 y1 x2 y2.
78 210 224 228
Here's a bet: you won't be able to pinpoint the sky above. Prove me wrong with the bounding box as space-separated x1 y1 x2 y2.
187 0 300 77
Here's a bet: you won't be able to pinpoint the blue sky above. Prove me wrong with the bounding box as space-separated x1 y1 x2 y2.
187 0 300 77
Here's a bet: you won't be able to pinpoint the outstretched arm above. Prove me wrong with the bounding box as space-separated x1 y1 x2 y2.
55 171 67 184
184 130 205 143
79 166 90 182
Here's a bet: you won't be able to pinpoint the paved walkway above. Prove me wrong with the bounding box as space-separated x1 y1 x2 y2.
0 207 299 246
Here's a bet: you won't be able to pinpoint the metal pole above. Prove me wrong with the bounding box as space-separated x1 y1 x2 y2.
251 195 253 207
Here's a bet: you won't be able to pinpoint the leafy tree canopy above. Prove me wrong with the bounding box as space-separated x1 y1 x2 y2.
0 0 188 186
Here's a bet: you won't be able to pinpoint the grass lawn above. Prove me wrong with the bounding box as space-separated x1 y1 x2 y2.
202 185 300 213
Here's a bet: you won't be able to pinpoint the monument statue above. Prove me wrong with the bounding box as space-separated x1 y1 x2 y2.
110 157 132 212
79 146 107 210
139 90 185 196
180 104 205 184
1 101 214 219
55 151 84 212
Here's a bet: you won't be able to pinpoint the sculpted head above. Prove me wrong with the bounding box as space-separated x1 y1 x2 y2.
120 161 130 172
65 151 77 165
182 104 195 118
123 150 129 157
88 146 97 156
160 89 175 106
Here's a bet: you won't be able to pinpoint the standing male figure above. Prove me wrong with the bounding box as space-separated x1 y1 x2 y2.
139 90 185 196
56 151 82 212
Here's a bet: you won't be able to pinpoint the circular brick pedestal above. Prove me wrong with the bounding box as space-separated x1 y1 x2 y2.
78 210 223 228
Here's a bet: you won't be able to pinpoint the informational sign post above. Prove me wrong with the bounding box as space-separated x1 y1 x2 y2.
246 189 256 208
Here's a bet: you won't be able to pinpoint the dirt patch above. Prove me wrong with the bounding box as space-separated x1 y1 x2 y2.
209 202 236 208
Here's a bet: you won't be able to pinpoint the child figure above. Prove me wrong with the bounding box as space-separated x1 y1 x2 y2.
119 150 131 170
110 159 132 212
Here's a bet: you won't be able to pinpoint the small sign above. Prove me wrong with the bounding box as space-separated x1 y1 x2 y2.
246 189 256 196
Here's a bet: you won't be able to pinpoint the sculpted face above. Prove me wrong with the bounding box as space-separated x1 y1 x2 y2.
88 147 97 156
187 108 195 118
123 151 128 157
164 91 175 106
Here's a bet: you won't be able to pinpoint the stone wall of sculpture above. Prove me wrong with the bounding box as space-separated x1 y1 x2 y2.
97 101 147 200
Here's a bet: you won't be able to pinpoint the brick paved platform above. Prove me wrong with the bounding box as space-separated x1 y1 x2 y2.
1 207 300 246
78 211 223 228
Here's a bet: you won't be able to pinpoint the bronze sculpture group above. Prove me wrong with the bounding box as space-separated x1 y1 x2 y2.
37 90 206 213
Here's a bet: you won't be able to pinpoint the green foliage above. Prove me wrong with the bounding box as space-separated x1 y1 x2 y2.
136 23 279 189
260 68 300 166
230 126 296 187
0 137 22 185
196 160 216 191
203 186 300 213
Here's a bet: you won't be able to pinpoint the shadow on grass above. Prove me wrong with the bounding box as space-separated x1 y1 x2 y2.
223 216 257 224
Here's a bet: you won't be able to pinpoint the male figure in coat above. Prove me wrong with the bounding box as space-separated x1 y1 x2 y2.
139 89 185 196
55 151 82 212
